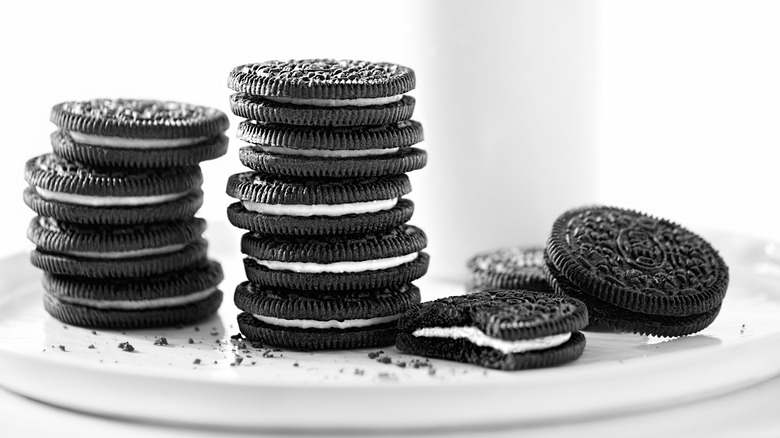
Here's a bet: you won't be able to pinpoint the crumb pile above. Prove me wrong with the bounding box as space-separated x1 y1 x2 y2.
23 98 229 328
225 59 429 350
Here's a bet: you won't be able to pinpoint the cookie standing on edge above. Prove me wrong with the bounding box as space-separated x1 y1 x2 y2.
235 282 421 350
544 205 729 337
396 290 588 370
467 246 552 293
50 98 229 168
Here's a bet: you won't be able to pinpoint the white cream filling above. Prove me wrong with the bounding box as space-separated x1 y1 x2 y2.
65 243 187 259
412 327 572 354
241 198 397 217
69 131 208 149
258 145 399 158
252 313 401 329
35 187 191 207
57 287 218 310
249 252 418 274
264 94 403 107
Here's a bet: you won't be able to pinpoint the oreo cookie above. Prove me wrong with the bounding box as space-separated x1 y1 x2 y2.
396 290 588 370
24 153 203 225
236 120 425 178
234 282 421 350
467 246 552 293
227 59 415 104
229 93 416 127
545 205 729 337
49 98 229 168
42 260 224 328
241 225 429 291
226 171 413 235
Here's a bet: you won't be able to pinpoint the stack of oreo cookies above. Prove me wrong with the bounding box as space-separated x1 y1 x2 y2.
226 59 429 350
23 99 229 328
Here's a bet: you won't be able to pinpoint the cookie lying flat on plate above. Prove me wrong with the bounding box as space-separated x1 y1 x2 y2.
227 59 416 125
544 205 729 337
42 260 224 329
235 282 420 350
226 171 414 235
241 225 429 291
23 153 203 225
28 216 207 278
236 120 426 178
50 98 229 168
396 290 588 370
467 246 552 293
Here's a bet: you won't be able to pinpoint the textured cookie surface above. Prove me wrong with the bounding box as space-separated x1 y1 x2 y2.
544 254 721 337
396 290 588 370
51 130 229 168
227 59 415 99
230 93 416 127
467 246 552 293
546 205 729 317
51 98 229 139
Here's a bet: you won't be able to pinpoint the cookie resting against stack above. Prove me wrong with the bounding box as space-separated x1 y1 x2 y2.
23 99 228 328
225 59 428 350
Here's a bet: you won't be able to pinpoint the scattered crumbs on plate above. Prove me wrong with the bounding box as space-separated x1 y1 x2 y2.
354 368 365 376
88 345 95 349
154 337 168 346
230 356 244 367
58 345 66 352
740 323 746 335
188 338 194 344
377 372 398 382
118 342 135 352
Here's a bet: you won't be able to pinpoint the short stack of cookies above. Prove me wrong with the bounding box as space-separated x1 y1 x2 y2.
225 59 429 350
23 98 229 328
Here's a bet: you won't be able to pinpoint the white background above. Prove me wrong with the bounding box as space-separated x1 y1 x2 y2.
2 0 779 275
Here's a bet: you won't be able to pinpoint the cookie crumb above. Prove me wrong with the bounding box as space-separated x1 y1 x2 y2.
193 358 201 365
230 333 244 341
194 327 200 331
230 356 244 367
251 341 264 349
154 337 168 346
354 368 365 376
210 331 219 336
377 356 392 364
188 338 194 344
58 345 66 352
118 342 135 352
88 345 95 349
367 351 380 359
293 362 299 367
740 323 746 335
396 361 407 368
91 330 97 335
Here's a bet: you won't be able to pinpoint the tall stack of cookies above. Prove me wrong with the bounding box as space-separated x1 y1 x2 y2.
225 59 429 349
23 99 228 328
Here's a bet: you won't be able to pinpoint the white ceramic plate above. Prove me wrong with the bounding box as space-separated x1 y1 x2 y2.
1 230 780 432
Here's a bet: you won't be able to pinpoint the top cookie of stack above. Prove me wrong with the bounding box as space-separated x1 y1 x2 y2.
227 59 426 178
